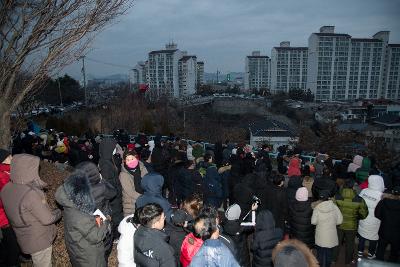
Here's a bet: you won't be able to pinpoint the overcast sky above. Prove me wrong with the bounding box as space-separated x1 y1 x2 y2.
63 0 400 79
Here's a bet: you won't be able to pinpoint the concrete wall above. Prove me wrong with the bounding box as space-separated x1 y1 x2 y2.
212 98 269 115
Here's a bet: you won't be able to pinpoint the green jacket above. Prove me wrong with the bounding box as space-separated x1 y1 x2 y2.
355 157 371 183
334 188 368 230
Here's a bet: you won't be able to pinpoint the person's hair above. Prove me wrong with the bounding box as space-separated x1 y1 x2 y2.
273 239 319 267
272 173 285 186
302 165 310 177
127 207 142 226
194 206 218 240
344 179 355 189
182 194 203 218
138 203 163 227
204 153 213 163
123 150 137 160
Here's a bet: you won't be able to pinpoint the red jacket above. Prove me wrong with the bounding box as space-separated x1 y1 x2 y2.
288 157 301 177
180 232 204 267
0 163 11 228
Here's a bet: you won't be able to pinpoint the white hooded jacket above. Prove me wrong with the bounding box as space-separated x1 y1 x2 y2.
117 215 137 267
311 200 343 248
358 175 385 240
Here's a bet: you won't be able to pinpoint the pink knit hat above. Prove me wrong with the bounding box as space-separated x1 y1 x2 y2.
295 187 309 201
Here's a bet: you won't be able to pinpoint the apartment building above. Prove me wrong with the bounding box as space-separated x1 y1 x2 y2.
179 56 197 96
307 26 399 101
271 41 308 93
244 51 271 91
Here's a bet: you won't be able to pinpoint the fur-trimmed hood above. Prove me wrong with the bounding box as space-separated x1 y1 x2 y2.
272 239 319 267
218 165 231 174
55 169 95 214
382 193 400 200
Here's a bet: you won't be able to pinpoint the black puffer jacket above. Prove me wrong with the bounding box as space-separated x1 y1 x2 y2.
375 193 400 245
251 210 283 267
288 200 315 248
223 220 251 267
263 184 288 231
164 222 188 264
134 226 176 267
55 167 110 267
98 139 123 235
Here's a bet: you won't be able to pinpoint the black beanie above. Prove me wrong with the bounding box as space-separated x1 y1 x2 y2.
0 149 10 163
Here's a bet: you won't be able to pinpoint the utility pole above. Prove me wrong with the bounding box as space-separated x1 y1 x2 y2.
216 69 219 83
57 78 63 107
81 56 87 106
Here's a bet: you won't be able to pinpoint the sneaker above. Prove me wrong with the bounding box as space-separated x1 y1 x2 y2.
367 253 376 260
357 251 364 257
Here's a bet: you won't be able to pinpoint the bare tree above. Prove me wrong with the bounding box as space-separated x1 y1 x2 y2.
0 0 132 147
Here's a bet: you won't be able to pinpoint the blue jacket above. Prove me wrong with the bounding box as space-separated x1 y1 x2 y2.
136 172 172 222
189 239 240 267
204 164 223 199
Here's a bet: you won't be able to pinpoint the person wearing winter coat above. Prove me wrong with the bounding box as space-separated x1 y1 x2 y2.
355 157 371 185
136 172 173 222
288 187 315 248
189 207 239 267
1 154 61 267
375 186 400 262
98 138 124 238
218 161 231 209
55 166 111 267
177 161 198 202
202 153 223 208
272 239 319 267
357 175 385 259
251 210 283 267
347 155 363 173
311 192 343 267
302 165 314 199
117 209 141 267
0 150 20 267
287 175 303 202
119 150 148 216
223 203 257 267
164 209 192 264
76 161 117 261
333 179 368 265
263 174 288 231
287 155 301 177
134 203 176 267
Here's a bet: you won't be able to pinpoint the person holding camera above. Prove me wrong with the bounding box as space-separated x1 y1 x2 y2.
223 201 258 267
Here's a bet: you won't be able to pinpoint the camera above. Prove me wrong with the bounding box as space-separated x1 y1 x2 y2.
252 195 261 205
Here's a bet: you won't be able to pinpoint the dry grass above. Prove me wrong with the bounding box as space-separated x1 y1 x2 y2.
19 161 118 267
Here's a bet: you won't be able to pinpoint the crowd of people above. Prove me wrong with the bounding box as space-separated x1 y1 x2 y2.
0 127 399 267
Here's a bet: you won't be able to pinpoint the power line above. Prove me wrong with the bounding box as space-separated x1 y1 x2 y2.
85 57 133 69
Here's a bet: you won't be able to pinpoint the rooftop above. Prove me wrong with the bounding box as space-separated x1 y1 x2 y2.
149 49 178 55
179 56 197 62
314 32 351 37
374 114 400 127
247 55 270 59
249 119 297 137
273 46 308 50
